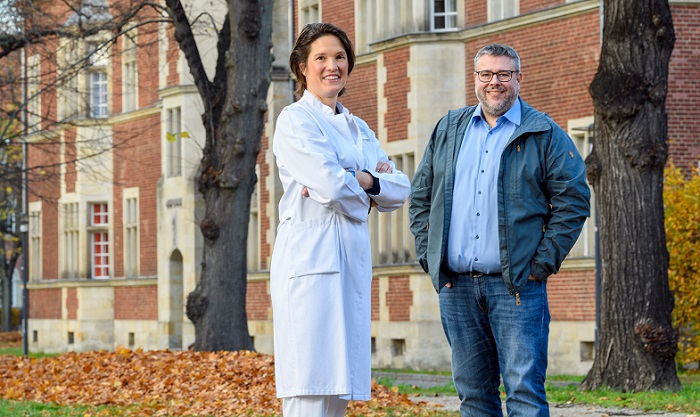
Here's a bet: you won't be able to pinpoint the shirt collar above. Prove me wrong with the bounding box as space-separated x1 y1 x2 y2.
471 98 522 127
301 90 349 116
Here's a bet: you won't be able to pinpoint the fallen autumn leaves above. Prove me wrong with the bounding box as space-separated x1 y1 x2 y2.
0 347 439 416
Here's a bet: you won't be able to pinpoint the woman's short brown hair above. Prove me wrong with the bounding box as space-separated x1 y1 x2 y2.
289 23 355 99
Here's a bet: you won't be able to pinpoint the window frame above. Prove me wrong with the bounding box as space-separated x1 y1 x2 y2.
166 107 182 177
89 202 110 279
487 0 519 22
123 191 139 278
431 0 459 32
122 31 138 113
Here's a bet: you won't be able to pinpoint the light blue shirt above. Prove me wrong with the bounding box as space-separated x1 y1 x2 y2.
446 100 522 274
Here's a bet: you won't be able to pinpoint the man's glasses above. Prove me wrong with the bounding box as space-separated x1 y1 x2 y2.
475 70 519 83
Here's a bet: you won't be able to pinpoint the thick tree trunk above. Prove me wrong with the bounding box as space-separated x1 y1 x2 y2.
183 0 274 351
582 0 680 391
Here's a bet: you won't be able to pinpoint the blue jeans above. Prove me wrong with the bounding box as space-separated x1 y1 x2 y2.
439 273 550 417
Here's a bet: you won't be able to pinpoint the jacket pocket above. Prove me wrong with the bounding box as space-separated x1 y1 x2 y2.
286 213 341 278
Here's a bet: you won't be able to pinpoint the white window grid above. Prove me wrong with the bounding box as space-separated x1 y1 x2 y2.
90 72 108 117
432 0 458 31
89 203 109 279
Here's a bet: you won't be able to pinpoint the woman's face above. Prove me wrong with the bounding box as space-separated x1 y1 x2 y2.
301 35 348 108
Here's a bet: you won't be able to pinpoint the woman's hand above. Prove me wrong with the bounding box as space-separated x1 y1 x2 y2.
375 161 392 173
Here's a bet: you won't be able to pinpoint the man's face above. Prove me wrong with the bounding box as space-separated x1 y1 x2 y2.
474 54 521 121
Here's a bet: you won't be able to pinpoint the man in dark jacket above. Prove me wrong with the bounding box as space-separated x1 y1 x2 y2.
409 44 590 417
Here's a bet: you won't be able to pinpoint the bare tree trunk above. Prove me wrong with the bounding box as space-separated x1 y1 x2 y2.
1 256 11 332
582 0 680 391
167 0 274 351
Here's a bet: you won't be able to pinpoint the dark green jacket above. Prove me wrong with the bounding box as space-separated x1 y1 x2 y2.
409 98 591 295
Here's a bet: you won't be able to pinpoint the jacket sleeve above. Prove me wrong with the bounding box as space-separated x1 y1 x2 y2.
273 107 371 222
409 118 442 273
530 125 591 280
354 118 411 212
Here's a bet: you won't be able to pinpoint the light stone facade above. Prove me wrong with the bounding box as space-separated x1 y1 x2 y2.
23 0 700 377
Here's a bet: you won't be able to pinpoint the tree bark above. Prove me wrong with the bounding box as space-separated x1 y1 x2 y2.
167 0 274 351
582 0 680 392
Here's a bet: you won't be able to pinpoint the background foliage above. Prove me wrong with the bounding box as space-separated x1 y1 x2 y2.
664 164 700 367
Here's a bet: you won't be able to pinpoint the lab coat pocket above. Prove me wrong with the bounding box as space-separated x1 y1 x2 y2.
286 213 341 278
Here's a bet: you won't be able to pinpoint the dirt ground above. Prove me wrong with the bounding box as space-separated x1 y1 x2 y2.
413 394 695 416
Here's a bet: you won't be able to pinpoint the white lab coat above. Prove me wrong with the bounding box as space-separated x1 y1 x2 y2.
270 91 410 400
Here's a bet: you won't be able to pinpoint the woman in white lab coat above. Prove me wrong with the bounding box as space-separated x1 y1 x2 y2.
270 23 411 417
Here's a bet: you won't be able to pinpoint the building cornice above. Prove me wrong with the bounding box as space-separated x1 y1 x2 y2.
27 277 158 289
366 0 599 55
109 105 161 124
158 84 200 99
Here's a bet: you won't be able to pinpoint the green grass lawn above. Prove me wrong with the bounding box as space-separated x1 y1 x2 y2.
377 372 700 414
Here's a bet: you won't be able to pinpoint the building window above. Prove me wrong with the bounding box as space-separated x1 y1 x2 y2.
355 0 377 54
62 202 80 278
26 55 41 133
89 203 109 279
29 209 42 281
124 194 139 278
299 0 320 29
488 0 519 22
88 42 109 118
122 32 138 112
247 168 260 271
370 153 415 265
58 40 81 121
166 107 182 177
432 0 458 31
568 118 596 259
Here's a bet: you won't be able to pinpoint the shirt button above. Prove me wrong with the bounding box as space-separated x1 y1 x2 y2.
477 213 480 216
475 235 479 239
474 257 479 261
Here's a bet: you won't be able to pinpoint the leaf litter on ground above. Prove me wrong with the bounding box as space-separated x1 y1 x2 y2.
0 348 441 416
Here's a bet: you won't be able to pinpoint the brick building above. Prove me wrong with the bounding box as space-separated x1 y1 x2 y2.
22 0 700 376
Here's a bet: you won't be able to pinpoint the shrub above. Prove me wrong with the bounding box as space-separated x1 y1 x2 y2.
664 164 700 367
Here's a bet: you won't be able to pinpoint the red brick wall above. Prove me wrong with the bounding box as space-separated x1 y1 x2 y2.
548 269 596 321
466 0 487 27
246 281 270 321
467 0 566 26
29 288 62 319
520 0 565 15
371 278 379 321
64 128 77 193
384 48 411 142
667 5 700 169
321 0 355 45
341 63 378 133
386 276 412 322
465 10 599 127
66 288 78 320
27 140 60 280
114 286 158 320
112 114 161 278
